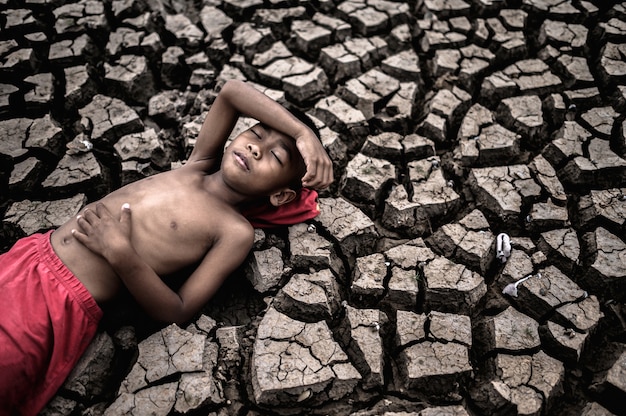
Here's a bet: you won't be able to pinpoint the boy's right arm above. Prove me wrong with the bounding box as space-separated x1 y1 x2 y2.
73 202 254 324
188 80 333 189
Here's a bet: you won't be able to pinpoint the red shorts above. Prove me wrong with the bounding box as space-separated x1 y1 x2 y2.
0 231 102 415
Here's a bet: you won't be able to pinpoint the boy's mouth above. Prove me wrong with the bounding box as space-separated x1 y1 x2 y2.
234 151 250 171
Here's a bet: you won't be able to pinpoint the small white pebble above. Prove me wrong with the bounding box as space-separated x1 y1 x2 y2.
297 389 312 402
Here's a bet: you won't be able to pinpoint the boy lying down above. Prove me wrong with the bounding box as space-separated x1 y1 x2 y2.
0 80 333 415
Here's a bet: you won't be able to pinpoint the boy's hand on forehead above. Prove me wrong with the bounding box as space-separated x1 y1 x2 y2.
295 130 333 189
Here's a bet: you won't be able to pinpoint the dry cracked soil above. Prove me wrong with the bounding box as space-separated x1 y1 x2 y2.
1 0 626 415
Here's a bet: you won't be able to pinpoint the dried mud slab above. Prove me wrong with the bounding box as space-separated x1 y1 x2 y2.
316 197 378 261
250 307 360 409
581 227 626 301
336 305 387 389
422 256 486 315
288 222 343 274
274 269 342 322
428 208 495 274
468 164 541 226
3 194 87 238
472 350 564 416
576 188 626 230
110 324 223 414
393 310 472 401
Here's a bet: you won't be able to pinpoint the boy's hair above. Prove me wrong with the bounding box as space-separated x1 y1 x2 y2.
286 107 323 191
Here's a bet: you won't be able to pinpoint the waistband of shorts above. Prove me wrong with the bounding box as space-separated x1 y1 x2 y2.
37 230 103 322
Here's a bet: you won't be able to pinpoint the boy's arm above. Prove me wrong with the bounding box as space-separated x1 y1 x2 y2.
73 203 253 324
111 227 252 324
188 80 333 189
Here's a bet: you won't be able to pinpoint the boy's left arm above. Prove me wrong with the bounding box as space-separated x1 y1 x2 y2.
173 222 254 321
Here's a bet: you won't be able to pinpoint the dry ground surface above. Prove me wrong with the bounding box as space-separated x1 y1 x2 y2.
1 0 626 415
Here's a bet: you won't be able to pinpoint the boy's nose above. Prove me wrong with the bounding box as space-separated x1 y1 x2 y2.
247 143 261 158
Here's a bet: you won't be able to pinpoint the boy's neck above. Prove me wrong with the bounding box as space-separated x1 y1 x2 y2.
202 172 260 209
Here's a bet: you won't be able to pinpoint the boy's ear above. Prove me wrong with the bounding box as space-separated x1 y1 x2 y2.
269 188 297 207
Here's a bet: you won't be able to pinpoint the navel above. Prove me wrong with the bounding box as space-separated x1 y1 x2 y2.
170 220 178 230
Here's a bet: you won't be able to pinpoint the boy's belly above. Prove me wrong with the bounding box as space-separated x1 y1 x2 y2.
50 227 122 303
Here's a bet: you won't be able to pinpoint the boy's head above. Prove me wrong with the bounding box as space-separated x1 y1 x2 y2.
223 110 320 207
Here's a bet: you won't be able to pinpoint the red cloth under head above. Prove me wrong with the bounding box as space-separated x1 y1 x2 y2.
242 188 320 228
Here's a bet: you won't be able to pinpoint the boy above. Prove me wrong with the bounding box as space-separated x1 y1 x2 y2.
0 80 333 414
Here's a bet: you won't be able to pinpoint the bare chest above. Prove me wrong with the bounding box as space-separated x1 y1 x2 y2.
131 199 221 271
107 174 225 272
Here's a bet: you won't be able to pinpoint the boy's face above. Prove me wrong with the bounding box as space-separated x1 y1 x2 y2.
222 124 305 197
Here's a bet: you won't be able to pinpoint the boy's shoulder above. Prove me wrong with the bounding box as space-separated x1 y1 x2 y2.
213 208 255 245
187 194 253 235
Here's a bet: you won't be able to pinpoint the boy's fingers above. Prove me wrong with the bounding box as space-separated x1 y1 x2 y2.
76 214 92 233
71 228 87 243
321 160 332 183
304 176 328 189
81 209 96 222
302 169 319 188
313 161 333 189
302 168 315 183
300 148 333 188
303 167 329 189
96 202 114 218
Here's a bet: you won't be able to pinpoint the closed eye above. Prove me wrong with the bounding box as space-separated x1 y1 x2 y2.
271 150 283 165
251 128 262 140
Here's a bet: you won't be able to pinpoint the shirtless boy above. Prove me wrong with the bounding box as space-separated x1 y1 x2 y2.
0 80 333 414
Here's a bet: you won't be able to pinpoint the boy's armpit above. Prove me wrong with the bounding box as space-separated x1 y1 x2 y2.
182 155 221 173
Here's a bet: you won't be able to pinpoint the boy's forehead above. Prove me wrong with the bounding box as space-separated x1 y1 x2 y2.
261 125 306 168
257 124 298 148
